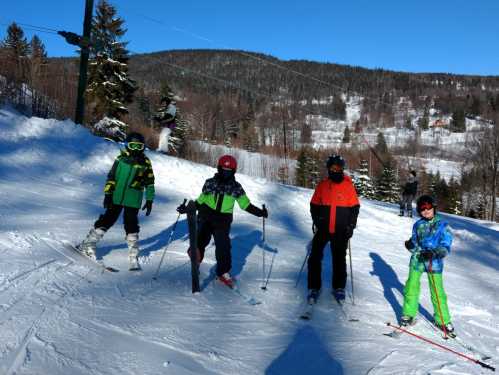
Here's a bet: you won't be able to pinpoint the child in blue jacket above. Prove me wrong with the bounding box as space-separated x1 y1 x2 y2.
401 195 455 335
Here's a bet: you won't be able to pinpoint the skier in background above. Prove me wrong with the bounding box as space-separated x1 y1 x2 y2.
401 195 455 336
80 132 155 270
307 154 360 303
399 170 418 217
177 155 267 288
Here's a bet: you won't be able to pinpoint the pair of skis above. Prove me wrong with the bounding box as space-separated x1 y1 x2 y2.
42 238 120 273
384 321 494 371
300 295 358 322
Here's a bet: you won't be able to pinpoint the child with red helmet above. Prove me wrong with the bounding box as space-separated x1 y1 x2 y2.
178 155 267 288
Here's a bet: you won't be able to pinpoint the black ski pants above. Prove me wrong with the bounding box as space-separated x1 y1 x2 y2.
197 218 232 277
307 230 349 291
400 193 415 214
94 204 140 234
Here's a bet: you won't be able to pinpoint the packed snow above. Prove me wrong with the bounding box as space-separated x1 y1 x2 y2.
0 108 498 374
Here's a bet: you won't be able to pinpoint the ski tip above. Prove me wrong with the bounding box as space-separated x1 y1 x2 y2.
106 267 119 272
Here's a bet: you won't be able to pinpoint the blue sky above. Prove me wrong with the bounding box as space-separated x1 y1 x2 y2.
1 0 498 76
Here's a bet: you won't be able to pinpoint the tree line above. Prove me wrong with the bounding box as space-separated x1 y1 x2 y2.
0 0 497 221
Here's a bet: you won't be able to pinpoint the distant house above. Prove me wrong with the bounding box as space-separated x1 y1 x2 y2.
431 119 448 128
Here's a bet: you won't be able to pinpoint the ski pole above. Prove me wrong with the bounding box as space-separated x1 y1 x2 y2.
152 210 182 281
348 240 355 305
261 206 266 290
386 323 495 372
261 250 276 290
427 253 448 339
295 241 312 288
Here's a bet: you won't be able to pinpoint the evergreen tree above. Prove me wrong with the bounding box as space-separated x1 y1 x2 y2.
434 177 450 213
417 109 429 131
476 194 487 220
241 115 259 152
375 164 399 203
307 152 321 188
448 178 462 215
469 95 481 116
375 132 388 156
30 35 46 61
3 23 30 58
295 147 309 187
87 0 136 138
354 159 375 198
29 35 48 116
2 22 31 82
332 95 346 120
450 109 466 132
168 107 189 156
342 126 351 143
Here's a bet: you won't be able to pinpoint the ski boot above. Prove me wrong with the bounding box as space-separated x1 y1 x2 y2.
307 289 320 304
217 272 235 289
80 227 106 259
126 233 141 271
333 288 346 302
400 315 416 327
435 321 456 338
398 209 405 217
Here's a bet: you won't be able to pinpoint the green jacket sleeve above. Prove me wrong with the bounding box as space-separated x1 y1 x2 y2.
236 194 250 210
104 159 119 194
144 158 155 201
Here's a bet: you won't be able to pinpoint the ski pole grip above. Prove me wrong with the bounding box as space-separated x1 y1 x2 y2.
478 361 495 371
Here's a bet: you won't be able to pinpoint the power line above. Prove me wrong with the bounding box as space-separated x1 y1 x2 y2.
0 20 59 35
117 5 398 109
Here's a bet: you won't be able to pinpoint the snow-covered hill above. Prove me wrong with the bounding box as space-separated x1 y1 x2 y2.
0 108 498 374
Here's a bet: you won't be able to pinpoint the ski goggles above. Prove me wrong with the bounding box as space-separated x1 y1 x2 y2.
418 202 433 212
127 142 144 151
329 164 344 172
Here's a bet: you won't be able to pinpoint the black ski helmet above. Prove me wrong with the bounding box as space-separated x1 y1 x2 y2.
125 132 145 154
125 132 145 144
326 154 345 169
416 195 436 214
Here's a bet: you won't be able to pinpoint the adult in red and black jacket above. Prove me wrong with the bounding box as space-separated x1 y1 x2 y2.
308 155 360 295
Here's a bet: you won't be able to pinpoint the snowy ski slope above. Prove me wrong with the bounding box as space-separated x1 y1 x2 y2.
0 108 498 374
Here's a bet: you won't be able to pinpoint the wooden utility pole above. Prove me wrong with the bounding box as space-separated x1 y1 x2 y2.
75 0 94 125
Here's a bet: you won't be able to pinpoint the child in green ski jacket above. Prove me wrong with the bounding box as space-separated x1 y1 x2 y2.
80 132 155 270
401 195 455 336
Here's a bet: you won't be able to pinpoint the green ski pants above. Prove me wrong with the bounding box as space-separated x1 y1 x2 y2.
402 268 451 325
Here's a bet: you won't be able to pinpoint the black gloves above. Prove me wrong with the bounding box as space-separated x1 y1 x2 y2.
177 200 188 214
142 200 153 216
246 204 268 218
103 194 113 209
418 251 433 261
261 205 268 219
405 239 415 250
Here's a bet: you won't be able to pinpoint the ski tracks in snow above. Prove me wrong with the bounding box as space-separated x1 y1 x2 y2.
0 235 94 374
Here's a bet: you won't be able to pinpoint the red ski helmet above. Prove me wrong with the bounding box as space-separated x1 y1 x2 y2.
217 155 237 171
416 195 436 214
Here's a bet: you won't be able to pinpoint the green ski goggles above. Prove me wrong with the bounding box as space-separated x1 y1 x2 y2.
127 141 144 151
